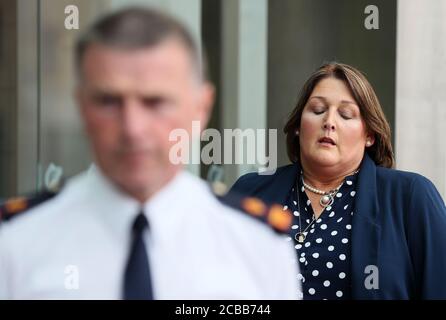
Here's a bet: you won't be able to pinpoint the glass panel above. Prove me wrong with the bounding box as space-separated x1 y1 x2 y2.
39 0 110 190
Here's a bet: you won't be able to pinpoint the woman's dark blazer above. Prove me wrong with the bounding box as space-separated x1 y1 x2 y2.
231 154 446 299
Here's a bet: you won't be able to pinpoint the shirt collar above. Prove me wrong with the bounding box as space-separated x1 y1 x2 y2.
83 165 208 243
144 170 210 244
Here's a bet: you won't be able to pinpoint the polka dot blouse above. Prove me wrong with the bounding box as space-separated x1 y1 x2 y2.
283 171 359 300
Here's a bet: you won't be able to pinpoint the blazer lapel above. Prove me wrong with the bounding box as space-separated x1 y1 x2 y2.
257 163 300 205
351 154 382 299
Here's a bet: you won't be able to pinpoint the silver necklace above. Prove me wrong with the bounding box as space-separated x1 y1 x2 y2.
295 184 316 243
302 179 343 208
295 169 359 243
302 169 359 208
295 174 319 243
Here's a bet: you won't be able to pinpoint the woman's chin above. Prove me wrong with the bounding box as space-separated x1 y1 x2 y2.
305 152 339 168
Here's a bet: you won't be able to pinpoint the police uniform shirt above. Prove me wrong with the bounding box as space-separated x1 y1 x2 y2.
0 168 299 299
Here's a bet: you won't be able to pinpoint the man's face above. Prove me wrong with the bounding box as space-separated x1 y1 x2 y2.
77 40 214 201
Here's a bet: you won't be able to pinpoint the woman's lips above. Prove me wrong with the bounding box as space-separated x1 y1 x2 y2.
318 137 336 146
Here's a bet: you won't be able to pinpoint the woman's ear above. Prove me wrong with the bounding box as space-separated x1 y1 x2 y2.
365 133 375 147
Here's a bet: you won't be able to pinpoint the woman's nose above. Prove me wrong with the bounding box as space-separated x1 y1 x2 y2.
323 122 335 131
322 108 336 131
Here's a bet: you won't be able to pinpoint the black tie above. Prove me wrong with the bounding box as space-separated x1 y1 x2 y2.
123 211 153 300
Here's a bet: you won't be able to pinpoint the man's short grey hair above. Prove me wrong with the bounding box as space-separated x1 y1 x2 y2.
75 7 205 80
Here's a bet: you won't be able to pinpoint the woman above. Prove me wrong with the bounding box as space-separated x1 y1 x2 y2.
231 62 446 299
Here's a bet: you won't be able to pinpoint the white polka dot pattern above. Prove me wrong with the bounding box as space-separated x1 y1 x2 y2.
284 170 358 299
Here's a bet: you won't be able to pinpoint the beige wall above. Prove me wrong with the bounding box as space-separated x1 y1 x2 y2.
396 0 446 199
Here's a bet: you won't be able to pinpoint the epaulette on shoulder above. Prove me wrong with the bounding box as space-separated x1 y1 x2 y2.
0 190 58 223
215 189 293 234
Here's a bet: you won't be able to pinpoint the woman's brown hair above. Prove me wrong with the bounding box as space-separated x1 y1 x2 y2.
283 62 395 168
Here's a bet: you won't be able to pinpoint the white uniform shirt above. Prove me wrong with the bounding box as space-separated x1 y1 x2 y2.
0 168 299 299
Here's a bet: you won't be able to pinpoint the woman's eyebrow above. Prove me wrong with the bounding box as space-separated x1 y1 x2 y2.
340 100 357 106
309 96 357 106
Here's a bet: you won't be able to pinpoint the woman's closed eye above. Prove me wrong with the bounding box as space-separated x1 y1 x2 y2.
340 112 352 120
339 108 356 120
312 107 326 115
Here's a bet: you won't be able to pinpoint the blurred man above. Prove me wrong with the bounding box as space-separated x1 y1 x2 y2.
0 8 299 299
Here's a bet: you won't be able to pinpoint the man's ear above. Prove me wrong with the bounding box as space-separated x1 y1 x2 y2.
197 82 215 129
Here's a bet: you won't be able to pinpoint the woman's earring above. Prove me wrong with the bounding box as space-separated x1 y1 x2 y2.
295 130 299 136
366 141 371 147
